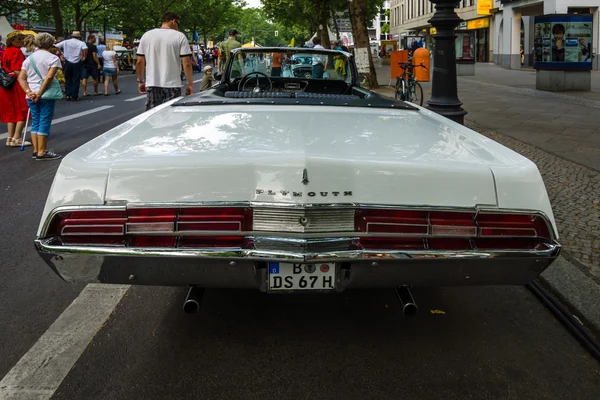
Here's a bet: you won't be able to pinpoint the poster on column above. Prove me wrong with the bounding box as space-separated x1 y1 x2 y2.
533 14 593 70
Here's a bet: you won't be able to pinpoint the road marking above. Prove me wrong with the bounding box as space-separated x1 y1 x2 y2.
125 95 146 102
0 284 129 399
124 80 202 102
0 106 114 140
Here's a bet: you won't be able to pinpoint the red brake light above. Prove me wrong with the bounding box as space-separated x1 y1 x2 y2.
355 208 552 251
46 207 253 248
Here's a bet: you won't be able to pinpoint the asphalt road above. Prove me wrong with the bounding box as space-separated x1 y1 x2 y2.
1 72 599 399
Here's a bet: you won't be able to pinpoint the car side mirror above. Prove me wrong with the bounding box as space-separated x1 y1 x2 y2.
215 72 223 81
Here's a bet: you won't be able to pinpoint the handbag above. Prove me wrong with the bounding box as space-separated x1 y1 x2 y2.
0 67 17 89
30 55 63 100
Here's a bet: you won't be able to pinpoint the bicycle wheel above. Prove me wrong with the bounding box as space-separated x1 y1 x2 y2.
410 82 424 106
394 78 403 100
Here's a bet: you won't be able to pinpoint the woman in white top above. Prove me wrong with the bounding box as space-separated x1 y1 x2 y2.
102 43 121 95
17 33 62 160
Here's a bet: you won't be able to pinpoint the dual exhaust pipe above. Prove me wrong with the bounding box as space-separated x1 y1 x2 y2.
395 285 418 317
184 285 418 317
183 286 205 314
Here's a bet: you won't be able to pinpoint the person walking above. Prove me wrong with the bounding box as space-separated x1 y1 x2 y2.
17 32 62 160
81 34 102 96
311 36 326 79
96 37 106 82
218 29 244 76
101 43 121 95
0 31 31 147
136 12 193 111
55 31 87 101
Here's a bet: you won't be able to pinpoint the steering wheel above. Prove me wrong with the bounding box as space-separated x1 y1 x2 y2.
238 71 273 93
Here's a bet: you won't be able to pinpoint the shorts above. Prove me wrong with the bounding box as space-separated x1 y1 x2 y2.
82 66 100 80
145 87 182 111
103 68 118 77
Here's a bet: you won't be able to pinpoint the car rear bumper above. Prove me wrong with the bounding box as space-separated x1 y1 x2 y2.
35 239 561 290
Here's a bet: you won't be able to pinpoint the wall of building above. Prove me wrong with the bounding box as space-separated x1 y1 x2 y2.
390 0 494 62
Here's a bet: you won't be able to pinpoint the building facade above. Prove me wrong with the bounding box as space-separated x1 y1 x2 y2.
390 0 599 70
390 0 493 62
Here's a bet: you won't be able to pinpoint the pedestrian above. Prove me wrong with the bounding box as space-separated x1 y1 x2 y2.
333 40 346 78
212 46 218 67
311 36 326 79
17 32 62 160
101 43 121 95
81 34 102 96
0 31 31 148
199 65 215 91
21 34 36 57
55 31 87 101
271 51 282 77
97 37 106 82
218 29 244 76
136 12 193 111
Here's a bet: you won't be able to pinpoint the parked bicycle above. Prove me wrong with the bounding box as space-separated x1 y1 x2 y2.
395 62 427 106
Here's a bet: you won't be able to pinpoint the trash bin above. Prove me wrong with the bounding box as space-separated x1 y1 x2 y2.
412 47 430 82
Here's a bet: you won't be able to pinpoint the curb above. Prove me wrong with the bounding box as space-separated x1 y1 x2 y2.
539 256 600 337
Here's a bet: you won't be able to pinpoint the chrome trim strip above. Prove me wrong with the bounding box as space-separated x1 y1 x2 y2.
39 203 558 242
61 224 125 236
35 238 561 262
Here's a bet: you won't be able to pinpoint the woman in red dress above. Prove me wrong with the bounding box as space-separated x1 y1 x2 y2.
1 31 31 147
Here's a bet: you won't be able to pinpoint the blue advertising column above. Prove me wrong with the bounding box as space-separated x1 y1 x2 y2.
534 14 593 92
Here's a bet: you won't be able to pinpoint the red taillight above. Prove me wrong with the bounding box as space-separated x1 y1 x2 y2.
177 207 252 231
355 208 552 251
47 207 252 248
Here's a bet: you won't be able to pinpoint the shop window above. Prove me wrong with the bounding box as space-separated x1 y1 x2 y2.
455 31 475 61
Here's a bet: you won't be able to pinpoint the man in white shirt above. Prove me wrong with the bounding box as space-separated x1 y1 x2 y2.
136 12 193 111
55 31 87 101
311 36 326 79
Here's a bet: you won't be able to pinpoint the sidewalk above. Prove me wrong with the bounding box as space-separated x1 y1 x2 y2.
373 62 600 333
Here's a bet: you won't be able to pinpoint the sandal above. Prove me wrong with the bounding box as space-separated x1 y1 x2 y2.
5 137 14 147
115 90 122 95
10 138 32 147
94 92 102 96
83 93 89 97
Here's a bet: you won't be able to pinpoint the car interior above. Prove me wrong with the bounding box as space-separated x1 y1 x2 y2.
173 48 416 109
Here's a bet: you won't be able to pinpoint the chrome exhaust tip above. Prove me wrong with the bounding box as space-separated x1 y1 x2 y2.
395 285 418 317
183 286 205 314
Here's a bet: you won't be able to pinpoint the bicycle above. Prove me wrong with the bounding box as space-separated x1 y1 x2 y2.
395 62 426 106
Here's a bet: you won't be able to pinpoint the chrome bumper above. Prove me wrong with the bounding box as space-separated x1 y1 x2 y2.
35 238 561 290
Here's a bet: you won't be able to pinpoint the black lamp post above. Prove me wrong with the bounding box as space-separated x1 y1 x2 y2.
426 0 467 124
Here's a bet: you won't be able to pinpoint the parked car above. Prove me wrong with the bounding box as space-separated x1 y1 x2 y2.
35 47 560 311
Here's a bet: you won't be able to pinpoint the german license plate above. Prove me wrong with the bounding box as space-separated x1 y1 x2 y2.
268 262 336 291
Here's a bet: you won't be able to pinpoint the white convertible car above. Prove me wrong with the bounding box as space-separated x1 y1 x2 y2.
35 48 560 312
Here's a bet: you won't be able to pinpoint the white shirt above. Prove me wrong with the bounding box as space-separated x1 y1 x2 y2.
312 44 325 65
102 50 117 69
137 28 191 88
21 50 61 93
55 38 87 63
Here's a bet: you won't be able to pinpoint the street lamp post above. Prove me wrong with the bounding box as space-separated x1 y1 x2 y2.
426 0 467 125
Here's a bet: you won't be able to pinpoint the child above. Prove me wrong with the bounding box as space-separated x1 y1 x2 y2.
200 65 216 91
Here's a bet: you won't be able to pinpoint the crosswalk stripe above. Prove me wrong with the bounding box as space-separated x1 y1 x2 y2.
0 284 129 399
0 105 114 140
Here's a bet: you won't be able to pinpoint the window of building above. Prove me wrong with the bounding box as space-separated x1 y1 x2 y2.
469 0 475 6
462 0 467 8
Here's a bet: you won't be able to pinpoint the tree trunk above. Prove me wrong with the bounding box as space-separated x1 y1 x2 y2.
51 0 64 37
316 0 331 48
348 0 378 88
75 2 82 31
